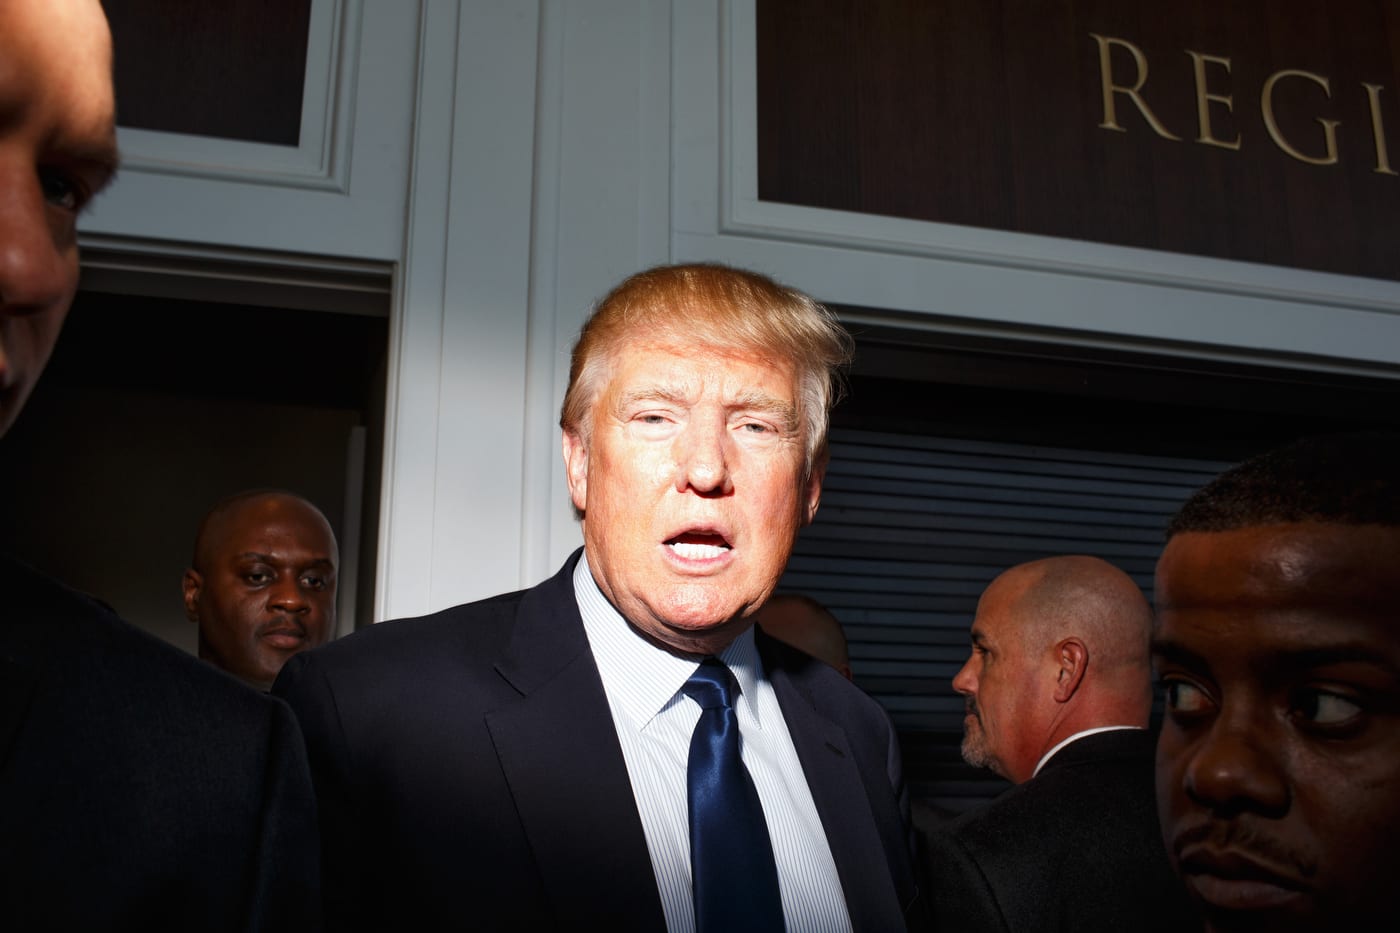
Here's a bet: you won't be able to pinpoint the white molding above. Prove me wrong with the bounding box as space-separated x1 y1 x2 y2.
76 233 392 314
669 0 1400 375
376 0 543 620
112 0 358 192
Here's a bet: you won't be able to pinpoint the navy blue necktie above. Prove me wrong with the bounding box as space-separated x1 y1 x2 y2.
682 658 785 933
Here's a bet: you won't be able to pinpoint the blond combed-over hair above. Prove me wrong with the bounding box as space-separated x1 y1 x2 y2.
559 263 854 478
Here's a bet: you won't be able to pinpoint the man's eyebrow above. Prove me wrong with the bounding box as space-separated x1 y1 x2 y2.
61 134 121 192
1149 638 1204 669
81 145 120 192
1268 645 1400 677
235 553 336 568
617 386 690 408
728 390 798 429
1151 638 1400 678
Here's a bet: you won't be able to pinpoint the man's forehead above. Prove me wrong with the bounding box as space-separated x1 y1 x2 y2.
968 615 1004 647
212 498 331 545
233 550 337 568
0 0 116 153
1157 523 1400 609
605 343 796 397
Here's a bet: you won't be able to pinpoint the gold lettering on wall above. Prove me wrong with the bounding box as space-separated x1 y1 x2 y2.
1262 70 1339 165
1091 33 1182 140
1187 51 1241 150
1364 83 1398 175
1091 34 1398 173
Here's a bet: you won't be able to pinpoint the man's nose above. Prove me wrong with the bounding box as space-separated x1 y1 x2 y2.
0 166 72 317
1181 711 1290 818
673 422 733 496
268 577 311 613
951 657 977 696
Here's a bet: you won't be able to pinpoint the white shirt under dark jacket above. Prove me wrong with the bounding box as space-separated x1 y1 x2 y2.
574 554 854 933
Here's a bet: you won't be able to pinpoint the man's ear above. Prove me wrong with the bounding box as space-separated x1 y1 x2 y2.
181 569 203 623
562 429 589 514
1053 638 1087 703
802 463 825 526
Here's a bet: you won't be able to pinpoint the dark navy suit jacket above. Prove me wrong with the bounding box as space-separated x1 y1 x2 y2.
921 729 1196 932
0 556 321 932
275 549 925 932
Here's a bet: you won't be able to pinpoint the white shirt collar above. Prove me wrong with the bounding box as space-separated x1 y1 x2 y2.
1031 725 1145 778
573 551 765 729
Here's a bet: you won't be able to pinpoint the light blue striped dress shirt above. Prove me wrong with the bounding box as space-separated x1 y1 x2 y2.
573 554 854 933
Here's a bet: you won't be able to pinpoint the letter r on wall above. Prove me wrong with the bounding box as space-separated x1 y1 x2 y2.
1091 33 1182 141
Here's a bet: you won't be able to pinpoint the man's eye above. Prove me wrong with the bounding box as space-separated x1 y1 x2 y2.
244 572 272 586
1293 688 1363 728
301 575 326 591
39 166 84 211
1163 679 1213 715
741 422 770 433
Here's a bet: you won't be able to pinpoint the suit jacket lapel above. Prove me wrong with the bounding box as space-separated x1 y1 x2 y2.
763 639 907 933
484 552 665 931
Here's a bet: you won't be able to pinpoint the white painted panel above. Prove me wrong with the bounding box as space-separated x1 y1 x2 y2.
429 0 541 609
377 0 543 619
82 0 419 262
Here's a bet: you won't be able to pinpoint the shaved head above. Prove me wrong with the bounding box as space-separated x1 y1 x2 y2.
998 556 1154 680
184 490 339 690
755 592 852 679
953 555 1155 783
191 490 337 573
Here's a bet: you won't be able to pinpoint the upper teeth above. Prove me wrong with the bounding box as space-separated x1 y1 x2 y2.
669 541 727 559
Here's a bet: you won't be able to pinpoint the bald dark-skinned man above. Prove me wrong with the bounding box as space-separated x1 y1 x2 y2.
922 556 1193 932
0 2 320 926
185 490 339 691
754 592 853 680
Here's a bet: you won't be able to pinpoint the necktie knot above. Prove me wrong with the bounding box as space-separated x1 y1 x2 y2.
682 657 737 711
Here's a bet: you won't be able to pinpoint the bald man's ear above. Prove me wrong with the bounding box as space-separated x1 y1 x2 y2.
182 569 203 624
1052 638 1087 703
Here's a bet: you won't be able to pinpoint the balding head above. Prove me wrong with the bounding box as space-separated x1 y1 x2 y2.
951 555 1155 783
755 593 852 679
183 490 339 691
998 556 1154 682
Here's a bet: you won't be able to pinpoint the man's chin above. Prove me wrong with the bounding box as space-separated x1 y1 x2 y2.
960 735 992 771
630 610 753 657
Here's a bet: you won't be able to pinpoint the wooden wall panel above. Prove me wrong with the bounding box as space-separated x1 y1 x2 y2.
758 0 1400 282
107 0 312 145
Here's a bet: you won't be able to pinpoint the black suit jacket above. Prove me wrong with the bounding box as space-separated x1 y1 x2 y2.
274 549 924 932
921 729 1195 933
0 556 321 933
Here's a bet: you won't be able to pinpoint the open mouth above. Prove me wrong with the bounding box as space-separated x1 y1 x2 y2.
665 531 732 560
